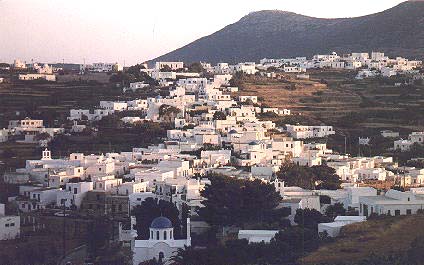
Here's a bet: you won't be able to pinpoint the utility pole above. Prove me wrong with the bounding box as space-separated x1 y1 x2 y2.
62 200 66 257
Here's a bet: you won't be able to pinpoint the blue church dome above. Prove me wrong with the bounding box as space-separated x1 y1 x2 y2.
150 217 173 229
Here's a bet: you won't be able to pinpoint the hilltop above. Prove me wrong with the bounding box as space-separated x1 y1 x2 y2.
152 1 424 64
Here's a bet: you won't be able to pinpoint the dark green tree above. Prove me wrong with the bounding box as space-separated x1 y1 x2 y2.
212 111 227 121
198 175 282 226
325 203 346 218
294 208 330 230
311 165 342 190
277 164 341 190
132 198 183 239
187 62 204 73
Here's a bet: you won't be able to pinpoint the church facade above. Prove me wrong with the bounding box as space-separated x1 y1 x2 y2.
132 216 191 264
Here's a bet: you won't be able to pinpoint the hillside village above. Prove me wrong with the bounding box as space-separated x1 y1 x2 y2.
0 51 424 264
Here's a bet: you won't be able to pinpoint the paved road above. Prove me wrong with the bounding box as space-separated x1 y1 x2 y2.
59 245 87 265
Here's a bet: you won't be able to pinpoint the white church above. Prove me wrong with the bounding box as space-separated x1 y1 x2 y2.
131 216 191 265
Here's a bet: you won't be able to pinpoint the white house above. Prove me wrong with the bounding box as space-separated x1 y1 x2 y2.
155 62 184 70
286 125 335 139
318 216 366 237
18 187 60 212
0 129 10 142
344 186 377 209
239 96 258 104
283 66 306 73
381 130 399 138
99 101 128 111
238 230 279 243
94 176 122 192
129 82 150 91
117 182 148 196
57 181 94 208
359 189 424 217
19 74 56 81
0 204 20 241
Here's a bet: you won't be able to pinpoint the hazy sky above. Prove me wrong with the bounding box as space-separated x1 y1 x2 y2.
0 0 405 65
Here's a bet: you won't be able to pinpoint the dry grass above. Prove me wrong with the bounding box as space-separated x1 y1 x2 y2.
300 215 424 265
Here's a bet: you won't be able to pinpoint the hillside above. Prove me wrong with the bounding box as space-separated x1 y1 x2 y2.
153 1 424 64
300 215 424 265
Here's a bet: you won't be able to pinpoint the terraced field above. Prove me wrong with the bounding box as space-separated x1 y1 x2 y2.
236 70 424 134
0 81 123 127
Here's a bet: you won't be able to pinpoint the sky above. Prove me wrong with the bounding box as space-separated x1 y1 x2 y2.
0 0 406 65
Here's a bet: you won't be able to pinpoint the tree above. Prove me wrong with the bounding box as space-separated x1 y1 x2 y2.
171 227 323 265
294 208 330 230
198 175 282 226
240 98 254 106
87 218 111 260
272 227 320 255
311 165 342 190
132 198 183 239
325 203 346 218
212 111 227 121
277 163 315 189
109 64 155 86
171 246 206 265
160 65 172 72
320 195 331 204
187 62 204 73
34 132 51 142
159 104 181 122
139 258 162 265
94 242 133 265
1 148 16 159
277 164 341 190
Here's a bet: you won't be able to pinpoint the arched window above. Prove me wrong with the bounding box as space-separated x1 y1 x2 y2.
156 231 160 240
151 231 153 239
164 231 167 240
170 230 173 239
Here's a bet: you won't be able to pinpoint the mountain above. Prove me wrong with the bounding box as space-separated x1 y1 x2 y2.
152 1 424 64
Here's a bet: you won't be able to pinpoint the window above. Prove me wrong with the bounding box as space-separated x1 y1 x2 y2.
387 210 391 216
406 209 412 215
164 231 167 240
10 223 15 227
74 188 78 194
156 231 160 240
395 210 401 216
5 224 9 227
151 231 153 239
